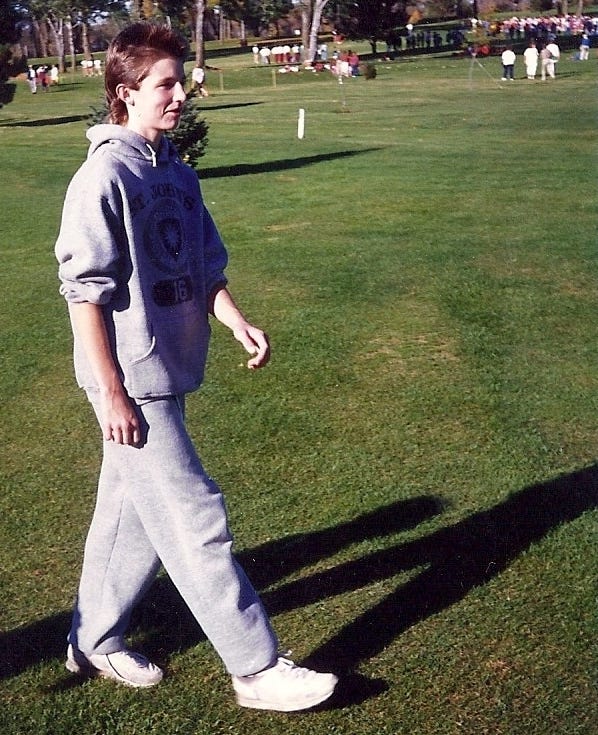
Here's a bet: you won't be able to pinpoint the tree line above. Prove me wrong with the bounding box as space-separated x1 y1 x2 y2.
1 2 420 72
1 0 493 103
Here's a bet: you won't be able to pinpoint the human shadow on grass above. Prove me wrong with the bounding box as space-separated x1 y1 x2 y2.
198 148 383 179
131 462 598 710
2 465 597 707
303 463 598 682
0 495 440 683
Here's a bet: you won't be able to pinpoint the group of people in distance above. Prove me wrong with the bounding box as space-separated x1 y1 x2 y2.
252 42 304 65
501 39 562 81
26 57 104 94
81 57 103 76
496 13 598 40
26 63 59 93
331 49 361 77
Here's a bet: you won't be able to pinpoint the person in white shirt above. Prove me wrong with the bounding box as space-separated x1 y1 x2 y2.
546 40 560 74
523 41 539 79
501 46 516 81
191 64 209 97
541 41 560 80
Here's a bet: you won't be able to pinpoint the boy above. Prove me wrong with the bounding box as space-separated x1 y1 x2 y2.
55 22 337 712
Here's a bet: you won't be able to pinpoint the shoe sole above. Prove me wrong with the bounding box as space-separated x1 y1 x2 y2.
235 683 337 712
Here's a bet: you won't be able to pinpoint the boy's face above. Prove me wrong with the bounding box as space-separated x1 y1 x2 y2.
120 56 186 145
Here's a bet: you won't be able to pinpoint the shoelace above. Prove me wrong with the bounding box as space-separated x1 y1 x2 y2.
276 657 319 679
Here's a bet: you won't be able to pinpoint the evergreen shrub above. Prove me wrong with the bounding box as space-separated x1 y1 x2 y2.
363 62 377 79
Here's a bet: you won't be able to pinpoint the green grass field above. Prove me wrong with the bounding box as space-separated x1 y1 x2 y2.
1 46 597 735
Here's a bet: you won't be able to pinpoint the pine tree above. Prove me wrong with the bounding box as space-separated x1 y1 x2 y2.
167 89 210 171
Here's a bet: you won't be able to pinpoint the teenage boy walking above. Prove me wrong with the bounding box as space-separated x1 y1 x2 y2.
55 22 337 713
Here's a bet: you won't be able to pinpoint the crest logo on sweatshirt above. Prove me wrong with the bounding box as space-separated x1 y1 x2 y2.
143 198 188 275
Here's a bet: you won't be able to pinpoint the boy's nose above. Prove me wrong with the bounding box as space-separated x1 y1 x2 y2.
174 82 186 102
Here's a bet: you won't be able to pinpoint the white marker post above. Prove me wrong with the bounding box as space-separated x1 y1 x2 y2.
297 108 305 139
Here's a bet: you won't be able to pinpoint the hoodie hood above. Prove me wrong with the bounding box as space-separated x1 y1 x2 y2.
86 124 179 168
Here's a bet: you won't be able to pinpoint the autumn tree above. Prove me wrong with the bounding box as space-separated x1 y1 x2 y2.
334 0 407 55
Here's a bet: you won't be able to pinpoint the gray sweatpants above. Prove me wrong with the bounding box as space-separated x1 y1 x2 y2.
69 394 278 677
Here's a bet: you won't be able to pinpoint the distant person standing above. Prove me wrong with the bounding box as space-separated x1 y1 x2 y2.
540 45 552 80
26 65 37 93
251 44 259 64
37 65 49 91
541 42 558 80
50 64 60 85
579 33 590 61
546 40 560 76
501 46 516 81
259 45 270 64
523 41 538 79
191 63 209 97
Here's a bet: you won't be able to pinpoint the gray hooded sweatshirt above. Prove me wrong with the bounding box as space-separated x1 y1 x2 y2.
55 124 228 399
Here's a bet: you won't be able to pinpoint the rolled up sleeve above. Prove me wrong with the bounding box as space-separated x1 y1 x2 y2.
55 177 124 305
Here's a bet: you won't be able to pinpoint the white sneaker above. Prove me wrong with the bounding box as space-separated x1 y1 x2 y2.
66 644 163 688
232 656 338 712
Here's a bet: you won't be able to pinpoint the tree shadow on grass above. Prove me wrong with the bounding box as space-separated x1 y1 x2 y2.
47 82 87 91
0 114 90 127
198 148 383 179
1 464 596 705
198 101 265 112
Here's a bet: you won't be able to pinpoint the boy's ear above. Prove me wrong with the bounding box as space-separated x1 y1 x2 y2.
116 83 134 105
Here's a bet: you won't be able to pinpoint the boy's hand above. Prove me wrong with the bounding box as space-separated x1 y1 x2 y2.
233 323 271 369
100 387 141 445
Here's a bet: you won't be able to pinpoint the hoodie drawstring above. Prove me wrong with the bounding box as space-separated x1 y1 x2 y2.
146 143 157 167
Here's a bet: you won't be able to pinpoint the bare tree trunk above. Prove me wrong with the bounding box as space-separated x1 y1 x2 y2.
81 21 92 62
195 0 205 66
47 15 65 71
30 18 40 57
64 17 76 73
307 0 329 63
299 2 310 61
32 17 47 58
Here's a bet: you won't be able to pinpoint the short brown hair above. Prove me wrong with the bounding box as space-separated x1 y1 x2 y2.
105 22 188 125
